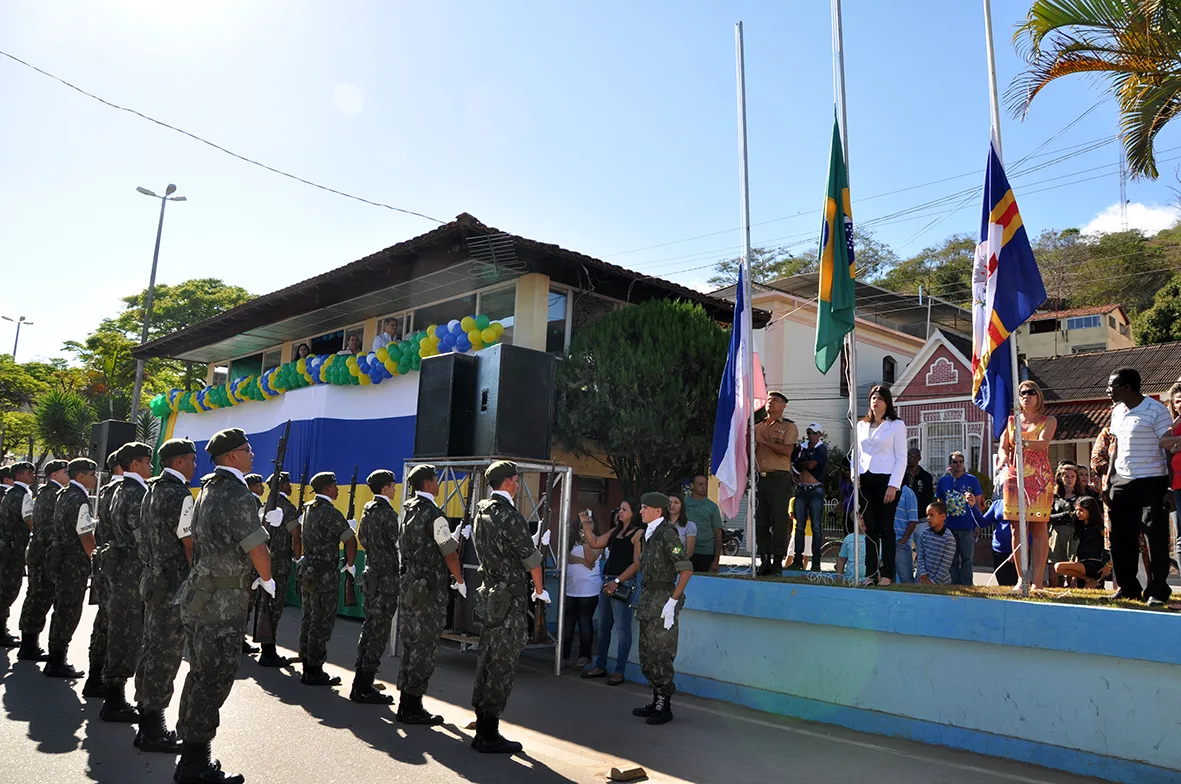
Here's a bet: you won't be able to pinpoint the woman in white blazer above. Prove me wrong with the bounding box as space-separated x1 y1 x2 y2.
854 385 908 585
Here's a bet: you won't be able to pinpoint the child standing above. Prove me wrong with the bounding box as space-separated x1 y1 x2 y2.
915 502 957 585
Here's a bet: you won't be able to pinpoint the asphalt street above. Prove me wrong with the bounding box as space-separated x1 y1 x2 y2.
0 587 1107 784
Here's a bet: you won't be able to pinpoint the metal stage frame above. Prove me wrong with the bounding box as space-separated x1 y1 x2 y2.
391 457 573 676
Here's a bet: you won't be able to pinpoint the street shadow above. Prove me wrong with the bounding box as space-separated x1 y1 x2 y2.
0 654 86 755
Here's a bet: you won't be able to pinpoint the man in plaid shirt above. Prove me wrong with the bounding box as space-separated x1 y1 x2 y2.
915 502 956 585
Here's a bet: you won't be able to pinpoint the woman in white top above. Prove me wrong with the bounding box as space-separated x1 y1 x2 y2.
561 520 603 668
668 493 697 558
854 385 908 585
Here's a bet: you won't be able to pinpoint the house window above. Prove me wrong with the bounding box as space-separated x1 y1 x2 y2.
308 330 344 355
576 476 607 505
414 294 478 338
1066 315 1102 330
546 288 571 354
882 356 896 385
1118 323 1129 336
1108 315 1117 329
925 421 966 470
1029 319 1057 334
344 324 365 352
1049 443 1075 470
376 315 407 342
212 366 228 386
476 286 516 345
228 353 263 381
262 348 282 372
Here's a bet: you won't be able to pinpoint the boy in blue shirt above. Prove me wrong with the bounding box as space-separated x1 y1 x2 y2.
916 502 957 585
893 485 920 583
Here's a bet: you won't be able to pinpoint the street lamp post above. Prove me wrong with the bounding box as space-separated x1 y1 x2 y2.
130 184 186 423
1 315 33 360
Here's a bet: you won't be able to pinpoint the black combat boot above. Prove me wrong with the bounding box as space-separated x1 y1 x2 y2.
349 670 393 704
300 665 341 686
631 690 658 718
787 556 805 571
16 636 48 661
240 638 259 655
396 694 444 725
135 709 183 753
645 694 674 725
99 679 140 723
256 643 288 668
43 648 84 679
471 712 522 754
175 740 244 784
0 628 19 647
81 671 107 698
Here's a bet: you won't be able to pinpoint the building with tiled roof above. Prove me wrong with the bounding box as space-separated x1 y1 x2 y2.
1015 303 1133 359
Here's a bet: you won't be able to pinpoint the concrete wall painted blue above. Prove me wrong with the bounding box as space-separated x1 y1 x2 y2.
597 576 1181 782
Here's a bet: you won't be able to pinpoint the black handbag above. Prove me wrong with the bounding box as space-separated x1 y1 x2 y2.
609 579 633 603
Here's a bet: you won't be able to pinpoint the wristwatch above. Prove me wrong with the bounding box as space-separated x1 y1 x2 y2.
613 578 621 585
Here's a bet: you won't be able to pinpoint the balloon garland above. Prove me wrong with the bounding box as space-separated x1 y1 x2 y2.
148 316 506 418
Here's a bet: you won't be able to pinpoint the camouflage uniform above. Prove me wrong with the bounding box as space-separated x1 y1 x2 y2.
86 477 121 684
298 496 354 670
471 493 543 718
175 467 269 744
47 481 94 656
134 468 194 711
355 496 399 672
254 492 299 643
0 483 32 631
397 492 456 697
102 474 148 686
19 480 63 641
636 521 692 698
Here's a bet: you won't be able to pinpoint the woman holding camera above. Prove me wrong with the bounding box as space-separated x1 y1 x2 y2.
580 500 642 685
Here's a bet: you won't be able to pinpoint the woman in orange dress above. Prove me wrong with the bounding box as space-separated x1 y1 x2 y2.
998 380 1057 591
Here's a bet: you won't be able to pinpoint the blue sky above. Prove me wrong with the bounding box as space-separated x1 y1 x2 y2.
2 0 1178 362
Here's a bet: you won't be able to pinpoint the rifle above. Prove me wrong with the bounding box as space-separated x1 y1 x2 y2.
531 472 556 644
449 473 478 631
343 463 359 607
252 419 290 645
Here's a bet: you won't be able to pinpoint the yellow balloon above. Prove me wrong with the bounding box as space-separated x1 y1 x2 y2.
491 322 505 336
358 372 371 386
481 327 497 343
461 316 476 332
296 358 306 373
467 329 482 344
350 364 360 376
384 360 397 373
470 339 484 351
376 348 389 363
426 324 438 338
325 355 336 367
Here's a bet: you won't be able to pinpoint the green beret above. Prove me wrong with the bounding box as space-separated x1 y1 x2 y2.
158 438 196 463
106 451 121 471
9 461 35 474
485 460 518 487
44 459 69 475
367 469 396 488
310 472 337 493
641 491 670 510
119 442 153 464
406 464 437 487
266 472 290 485
244 473 264 487
68 458 97 476
205 428 248 458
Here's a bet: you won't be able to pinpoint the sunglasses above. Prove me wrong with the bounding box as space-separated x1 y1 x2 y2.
1019 389 1038 397
950 459 965 464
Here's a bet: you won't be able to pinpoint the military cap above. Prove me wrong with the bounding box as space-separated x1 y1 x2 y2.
367 469 396 488
158 438 196 463
406 464 437 487
310 471 337 493
205 428 248 457
266 471 290 485
767 391 789 403
120 442 153 462
105 451 121 471
9 461 35 474
484 460 518 487
243 473 264 486
68 457 97 476
640 491 670 510
44 459 69 475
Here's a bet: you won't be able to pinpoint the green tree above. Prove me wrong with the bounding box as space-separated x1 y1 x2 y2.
1132 272 1181 344
709 231 897 289
554 299 730 498
34 389 95 459
871 233 977 305
1 411 39 460
0 356 49 457
1072 229 1170 313
1009 0 1181 179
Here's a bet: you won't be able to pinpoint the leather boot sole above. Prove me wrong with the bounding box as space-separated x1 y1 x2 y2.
99 706 141 723
472 736 523 754
44 665 85 679
397 710 444 725
257 655 289 668
350 690 394 705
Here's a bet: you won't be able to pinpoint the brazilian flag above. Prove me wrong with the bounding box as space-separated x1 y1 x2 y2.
815 112 856 374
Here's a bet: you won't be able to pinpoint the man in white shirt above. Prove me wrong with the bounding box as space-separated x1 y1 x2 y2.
1105 367 1173 605
372 319 399 352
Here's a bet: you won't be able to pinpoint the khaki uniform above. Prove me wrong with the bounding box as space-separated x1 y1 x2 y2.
754 417 799 561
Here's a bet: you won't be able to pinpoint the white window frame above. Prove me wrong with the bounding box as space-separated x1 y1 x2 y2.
1066 315 1101 330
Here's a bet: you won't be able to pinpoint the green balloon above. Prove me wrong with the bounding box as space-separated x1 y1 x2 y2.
474 314 491 330
388 346 402 362
411 355 422 371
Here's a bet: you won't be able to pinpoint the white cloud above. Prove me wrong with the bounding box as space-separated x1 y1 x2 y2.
1081 202 1180 236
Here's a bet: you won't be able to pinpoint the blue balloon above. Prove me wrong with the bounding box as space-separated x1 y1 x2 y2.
370 370 382 384
457 337 472 352
358 357 369 373
435 325 446 339
440 334 455 350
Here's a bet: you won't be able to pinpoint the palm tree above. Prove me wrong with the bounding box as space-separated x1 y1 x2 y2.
1008 0 1181 179
35 389 96 459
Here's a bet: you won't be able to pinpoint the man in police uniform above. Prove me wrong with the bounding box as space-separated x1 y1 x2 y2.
396 464 467 725
349 469 400 704
16 458 67 661
0 462 35 648
83 451 123 698
133 438 198 753
44 457 98 679
174 428 274 784
753 391 799 576
470 461 549 754
298 471 357 686
101 441 153 722
631 492 693 725
255 471 301 667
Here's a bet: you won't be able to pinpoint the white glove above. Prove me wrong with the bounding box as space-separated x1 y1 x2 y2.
540 530 551 547
451 581 468 598
252 577 277 598
451 524 472 542
533 528 550 547
531 589 551 604
264 509 284 527
660 598 678 630
341 563 357 577
347 519 358 531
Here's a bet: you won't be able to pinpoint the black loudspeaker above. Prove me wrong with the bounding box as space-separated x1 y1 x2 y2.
90 420 136 464
472 344 556 460
414 352 478 458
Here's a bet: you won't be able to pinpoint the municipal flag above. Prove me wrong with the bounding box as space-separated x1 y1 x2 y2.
815 112 856 374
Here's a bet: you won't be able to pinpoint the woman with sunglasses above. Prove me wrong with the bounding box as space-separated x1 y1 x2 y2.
998 380 1057 591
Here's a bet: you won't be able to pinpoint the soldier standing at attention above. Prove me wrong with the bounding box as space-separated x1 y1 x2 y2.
753 391 799 576
174 428 273 784
133 438 198 753
100 441 153 723
43 457 98 680
298 471 357 686
241 473 266 656
631 492 693 725
18 458 68 662
0 462 34 648
396 464 467 725
349 469 400 705
470 461 549 754
256 471 301 668
82 451 123 698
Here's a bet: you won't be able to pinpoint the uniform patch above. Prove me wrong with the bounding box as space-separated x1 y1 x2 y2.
76 505 96 536
432 516 451 546
176 495 195 539
21 493 33 520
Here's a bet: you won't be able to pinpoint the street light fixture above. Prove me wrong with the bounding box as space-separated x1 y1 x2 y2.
1 315 33 360
129 184 186 423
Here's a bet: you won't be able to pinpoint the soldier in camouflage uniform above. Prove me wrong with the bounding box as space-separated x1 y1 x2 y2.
82 452 123 698
631 491 693 726
17 458 67 662
395 464 466 724
132 438 199 753
100 441 153 723
240 473 266 656
298 471 357 686
0 462 35 648
255 471 301 667
349 469 399 704
470 461 549 754
44 457 98 679
174 428 274 784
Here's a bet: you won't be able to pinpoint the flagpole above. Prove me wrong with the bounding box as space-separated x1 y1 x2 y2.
983 0 1030 595
735 21 758 578
832 0 861 583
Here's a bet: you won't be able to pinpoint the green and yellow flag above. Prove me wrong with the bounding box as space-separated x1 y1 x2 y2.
815 112 856 374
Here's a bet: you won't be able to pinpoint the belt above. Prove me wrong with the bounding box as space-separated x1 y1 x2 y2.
759 470 790 477
203 575 254 590
798 482 823 489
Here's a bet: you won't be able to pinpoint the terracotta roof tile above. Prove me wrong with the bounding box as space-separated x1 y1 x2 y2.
1033 304 1125 319
1025 341 1181 402
1044 401 1112 441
